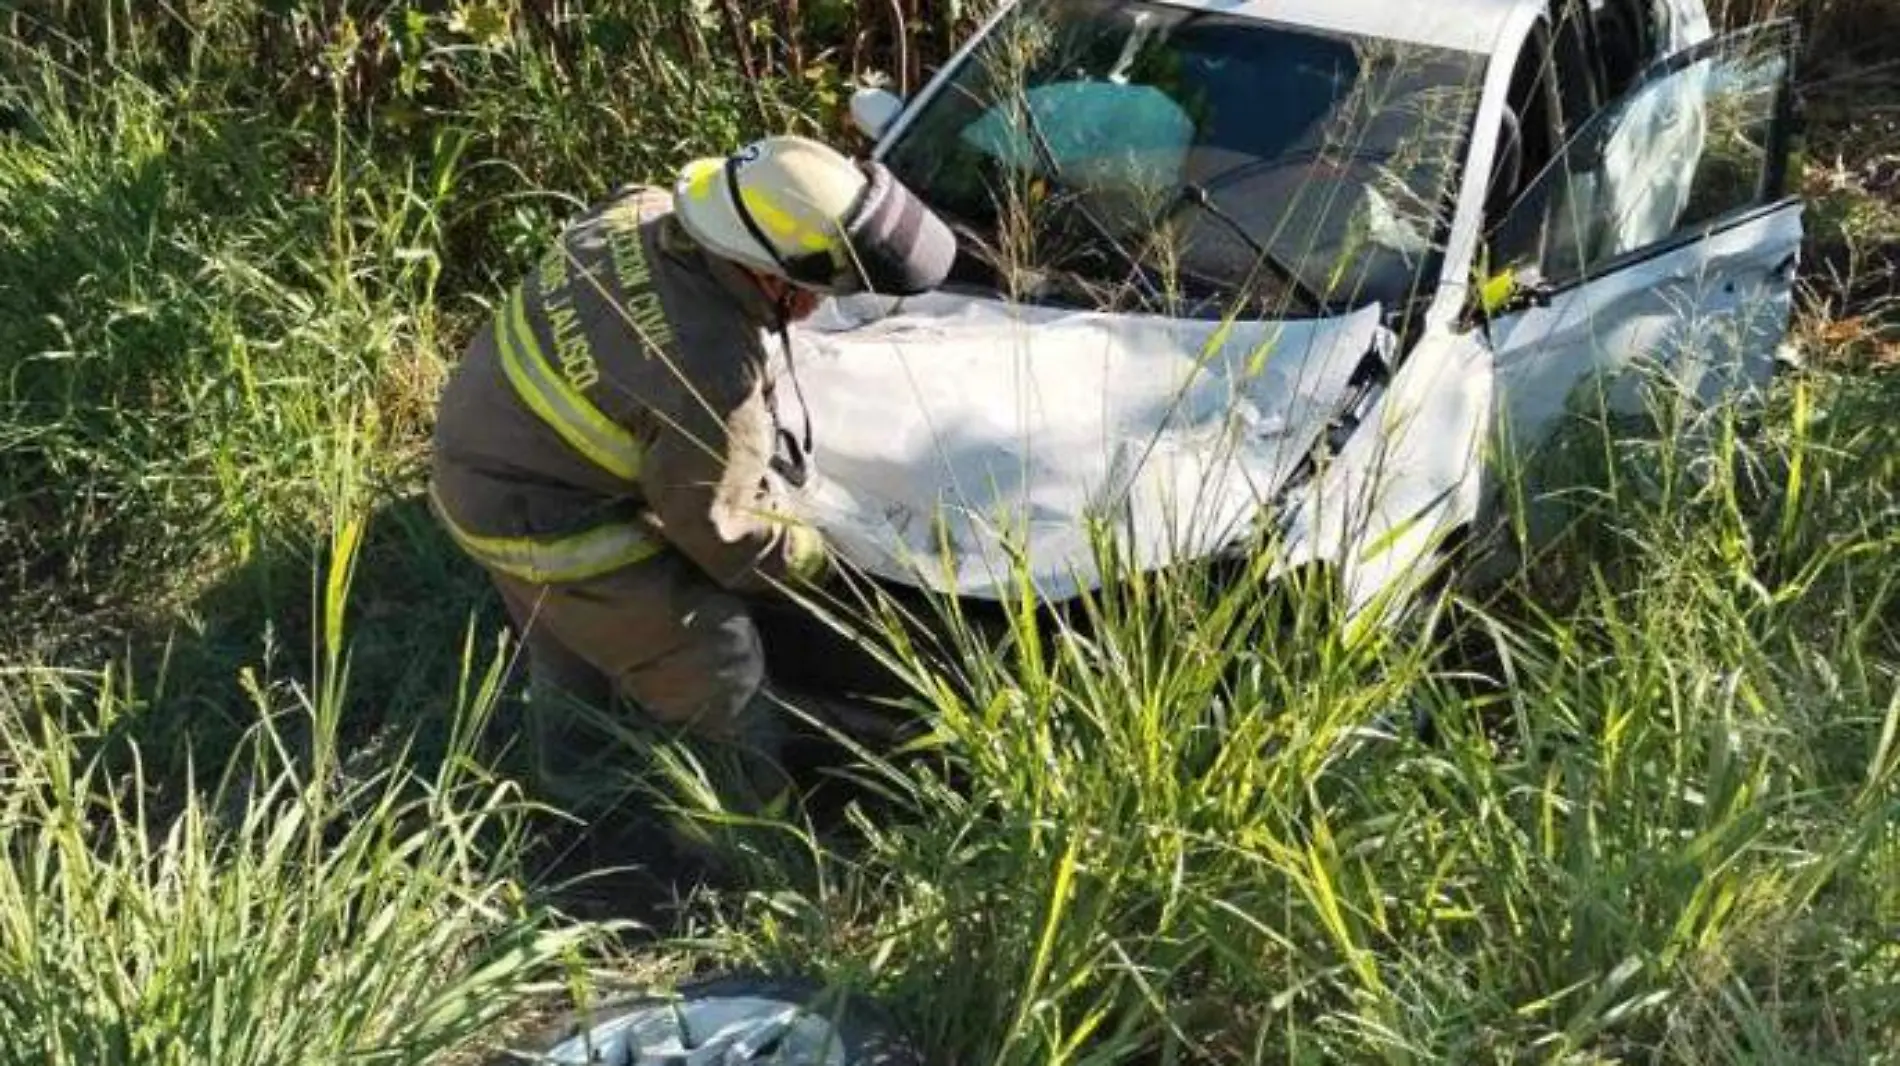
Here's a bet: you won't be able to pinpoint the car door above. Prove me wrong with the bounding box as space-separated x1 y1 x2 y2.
1482 20 1802 460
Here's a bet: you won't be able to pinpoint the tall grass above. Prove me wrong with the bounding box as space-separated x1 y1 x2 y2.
0 6 932 1059
0 518 607 1065
0 65 443 622
652 367 1900 1065
623 8 1900 1049
0 0 878 636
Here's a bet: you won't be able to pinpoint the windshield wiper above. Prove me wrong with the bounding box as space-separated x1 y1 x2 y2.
1168 182 1328 315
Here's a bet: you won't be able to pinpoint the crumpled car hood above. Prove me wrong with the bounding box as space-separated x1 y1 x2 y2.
783 291 1391 600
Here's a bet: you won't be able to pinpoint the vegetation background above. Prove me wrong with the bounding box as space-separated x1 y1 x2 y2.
0 0 1896 1063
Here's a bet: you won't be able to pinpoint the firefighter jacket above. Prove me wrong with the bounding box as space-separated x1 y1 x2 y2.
429 185 825 592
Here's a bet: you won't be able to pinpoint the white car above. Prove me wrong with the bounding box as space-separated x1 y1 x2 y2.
763 0 1803 687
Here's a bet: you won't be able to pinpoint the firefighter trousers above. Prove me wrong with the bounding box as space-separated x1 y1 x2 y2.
488 554 789 813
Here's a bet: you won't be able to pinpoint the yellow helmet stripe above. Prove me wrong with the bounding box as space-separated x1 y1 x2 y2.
430 487 663 584
494 286 645 482
739 187 835 254
681 158 722 203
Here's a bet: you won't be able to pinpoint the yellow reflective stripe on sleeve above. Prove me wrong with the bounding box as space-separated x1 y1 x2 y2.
495 288 645 482
431 487 663 585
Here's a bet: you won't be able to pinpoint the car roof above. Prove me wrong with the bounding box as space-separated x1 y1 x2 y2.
1159 0 1540 55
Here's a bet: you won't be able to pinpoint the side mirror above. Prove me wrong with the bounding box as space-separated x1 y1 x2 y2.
849 87 905 141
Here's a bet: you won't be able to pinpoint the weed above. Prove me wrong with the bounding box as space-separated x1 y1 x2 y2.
0 518 613 1066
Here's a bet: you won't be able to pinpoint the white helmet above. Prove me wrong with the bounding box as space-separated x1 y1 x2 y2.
673 134 955 297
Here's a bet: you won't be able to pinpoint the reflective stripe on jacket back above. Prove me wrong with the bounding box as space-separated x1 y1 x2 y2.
429 186 785 585
501 190 686 484
430 190 686 579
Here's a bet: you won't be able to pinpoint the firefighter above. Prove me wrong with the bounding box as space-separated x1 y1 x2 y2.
428 134 955 810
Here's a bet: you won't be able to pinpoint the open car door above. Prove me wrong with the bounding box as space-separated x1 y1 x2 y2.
1482 20 1803 456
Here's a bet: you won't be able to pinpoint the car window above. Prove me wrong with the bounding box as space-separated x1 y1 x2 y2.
1488 23 1794 286
880 0 1487 319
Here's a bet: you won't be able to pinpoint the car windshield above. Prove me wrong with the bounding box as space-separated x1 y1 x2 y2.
882 0 1487 319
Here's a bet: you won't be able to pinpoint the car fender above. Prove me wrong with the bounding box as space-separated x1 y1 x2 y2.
1273 327 1494 627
